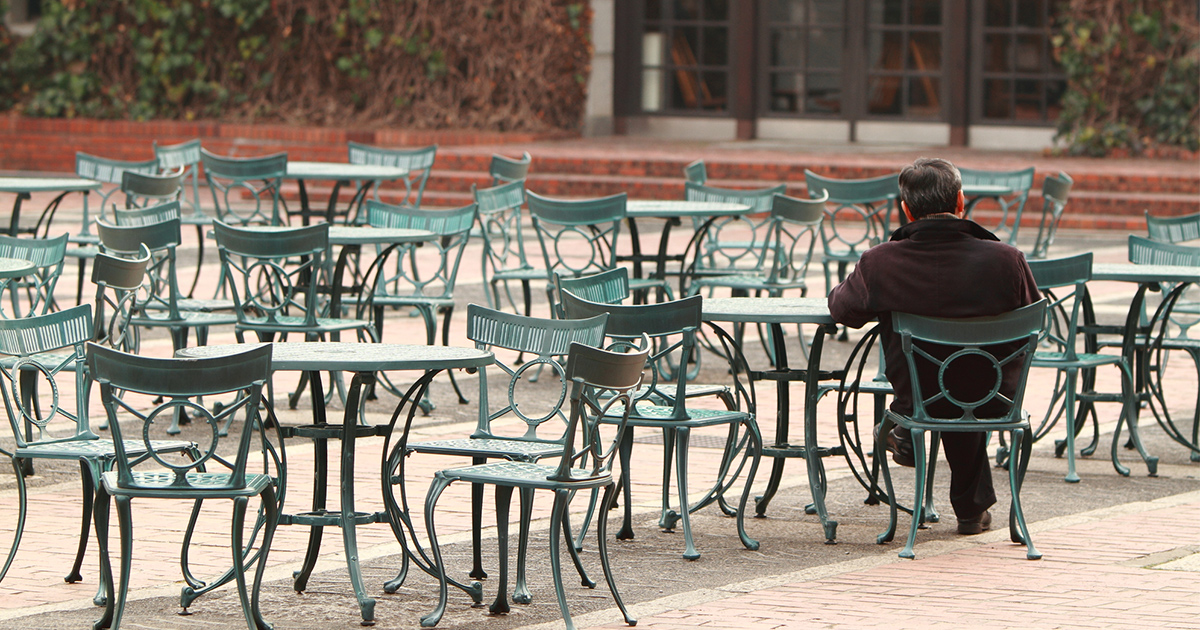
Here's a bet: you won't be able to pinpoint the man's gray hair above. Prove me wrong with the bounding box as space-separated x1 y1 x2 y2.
898 157 962 219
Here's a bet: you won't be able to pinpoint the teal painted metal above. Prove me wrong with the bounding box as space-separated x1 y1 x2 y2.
347 141 437 210
421 341 647 630
876 301 1046 560
1146 210 1200 245
804 169 899 293
1027 171 1074 259
475 178 545 315
87 343 282 630
489 151 531 185
153 139 206 219
200 149 288 226
120 171 183 209
89 250 149 355
0 232 67 318
1025 253 1154 482
683 158 707 185
0 307 195 603
559 292 761 560
959 166 1035 246
682 181 787 289
396 304 608 598
74 152 159 230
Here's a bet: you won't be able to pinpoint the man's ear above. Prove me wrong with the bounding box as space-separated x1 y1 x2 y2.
901 200 915 223
954 190 965 217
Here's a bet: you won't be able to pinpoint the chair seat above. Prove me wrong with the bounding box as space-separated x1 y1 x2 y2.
100 469 274 499
492 267 547 282
0 350 77 370
886 408 1032 433
18 438 193 460
65 245 100 259
1032 351 1125 369
440 460 609 490
407 437 563 460
603 400 749 428
238 315 374 334
371 295 456 310
132 311 239 327
634 382 730 403
153 297 235 312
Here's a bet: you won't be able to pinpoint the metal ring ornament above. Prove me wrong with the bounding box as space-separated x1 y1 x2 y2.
552 228 599 274
509 358 567 426
143 400 219 473
11 358 60 431
937 348 1003 410
244 260 292 314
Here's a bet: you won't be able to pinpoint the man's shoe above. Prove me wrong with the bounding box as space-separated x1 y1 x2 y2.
957 510 992 535
874 424 915 468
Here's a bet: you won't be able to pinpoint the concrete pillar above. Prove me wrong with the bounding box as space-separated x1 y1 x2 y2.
583 0 615 137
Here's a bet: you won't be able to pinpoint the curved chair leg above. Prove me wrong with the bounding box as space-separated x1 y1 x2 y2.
876 420 898 545
251 486 279 630
737 420 762 551
469 476 487 580
659 427 680 531
561 500 595 589
923 433 940 523
900 428 927 559
548 490 576 630
421 474 454 628
65 458 93 585
1062 369 1082 483
514 487 533 604
673 427 700 560
111 496 135 630
597 482 637 626
616 430 635 540
230 496 259 630
1 457 28 586
1110 362 1158 477
1008 428 1041 560
571 487 598 553
490 485 513 615
92 486 114 630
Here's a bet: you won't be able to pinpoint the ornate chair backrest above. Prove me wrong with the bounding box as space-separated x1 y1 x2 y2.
891 300 1045 426
347 142 437 208
112 199 182 226
1128 235 1200 339
489 151 531 185
153 139 205 218
75 152 159 227
200 148 287 226
121 171 183 211
804 169 899 263
475 178 533 276
683 181 788 274
526 190 626 288
683 159 708 185
1027 171 1073 260
97 213 186 321
561 292 703 418
90 250 149 353
465 303 609 444
213 221 329 330
0 233 68 319
1025 253 1092 363
0 305 95 445
364 201 477 301
760 192 825 286
549 340 648 483
553 267 630 317
1145 212 1200 246
958 166 1035 245
87 342 272 491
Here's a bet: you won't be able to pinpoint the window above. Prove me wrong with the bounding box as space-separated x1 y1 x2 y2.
641 0 731 113
976 0 1066 123
761 0 844 115
865 0 946 118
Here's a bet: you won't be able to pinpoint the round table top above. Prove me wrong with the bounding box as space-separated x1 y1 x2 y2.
286 161 409 181
1091 262 1200 284
0 257 35 279
177 341 493 372
702 296 834 325
626 200 753 218
208 225 436 245
0 177 102 193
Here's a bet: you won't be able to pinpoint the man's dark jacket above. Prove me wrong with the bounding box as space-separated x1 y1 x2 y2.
828 217 1042 418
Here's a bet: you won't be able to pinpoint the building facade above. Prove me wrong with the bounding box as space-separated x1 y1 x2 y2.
587 0 1067 149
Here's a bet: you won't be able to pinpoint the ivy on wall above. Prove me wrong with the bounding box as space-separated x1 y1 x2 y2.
0 0 592 132
1052 0 1199 156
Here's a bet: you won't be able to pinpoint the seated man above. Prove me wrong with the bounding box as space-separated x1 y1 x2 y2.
828 157 1041 535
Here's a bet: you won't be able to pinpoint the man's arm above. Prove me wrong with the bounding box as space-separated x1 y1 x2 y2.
828 257 877 329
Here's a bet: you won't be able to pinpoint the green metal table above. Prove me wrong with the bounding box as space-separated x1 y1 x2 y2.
178 340 492 625
701 296 842 542
285 161 410 225
622 199 752 296
0 176 101 237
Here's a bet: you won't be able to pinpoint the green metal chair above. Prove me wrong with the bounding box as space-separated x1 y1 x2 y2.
357 201 477 404
1126 235 1200 462
1146 210 1200 244
1027 171 1074 259
0 233 67 318
682 181 787 287
683 158 707 185
347 141 437 211
71 152 160 235
875 301 1046 560
90 250 149 355
559 292 760 560
120 170 183 209
153 139 206 219
528 190 672 310
421 340 647 630
1025 253 1154 482
0 306 195 600
489 151 531 185
390 304 608 604
803 169 899 292
200 149 288 226
474 179 545 315
959 166 1035 246
88 343 282 630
